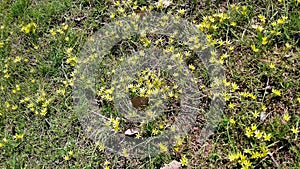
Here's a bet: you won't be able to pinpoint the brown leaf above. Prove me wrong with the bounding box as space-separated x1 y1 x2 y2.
131 96 149 109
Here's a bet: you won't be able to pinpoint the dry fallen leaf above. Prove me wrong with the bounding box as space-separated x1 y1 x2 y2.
131 96 149 110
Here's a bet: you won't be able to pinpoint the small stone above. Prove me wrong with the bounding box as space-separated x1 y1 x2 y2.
160 160 181 169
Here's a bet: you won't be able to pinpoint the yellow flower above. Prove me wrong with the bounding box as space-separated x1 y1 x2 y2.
252 25 264 32
180 155 188 166
251 45 259 52
33 44 39 50
66 48 73 54
159 142 168 153
272 89 281 96
3 138 8 143
262 37 267 45
242 159 252 168
112 118 120 131
104 160 110 169
271 21 277 27
258 145 269 157
64 155 70 161
245 127 253 137
261 104 267 111
40 108 47 116
291 127 299 134
66 56 78 66
122 148 128 157
244 148 251 154
50 29 56 36
229 118 236 124
16 85 20 91
104 160 110 166
5 101 11 108
62 24 68 30
224 93 230 101
12 105 18 111
264 133 272 141
269 63 275 69
285 43 292 49
220 53 229 60
242 6 247 13
223 79 231 86
283 113 290 121
178 9 185 15
57 29 64 34
136 132 142 139
251 151 261 159
14 133 24 140
21 22 37 34
114 0 120 7
252 111 259 118
249 93 257 100
237 152 246 160
4 73 10 78
230 21 236 26
240 91 249 97
254 130 263 139
0 42 4 48
175 136 184 146
228 102 235 109
251 124 257 131
228 153 238 161
258 14 266 24
152 128 158 135
230 4 236 9
231 82 239 92
188 64 195 71
156 0 167 8
277 16 287 25
96 141 105 151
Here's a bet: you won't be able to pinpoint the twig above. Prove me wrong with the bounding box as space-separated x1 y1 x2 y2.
255 144 285 168
269 152 280 167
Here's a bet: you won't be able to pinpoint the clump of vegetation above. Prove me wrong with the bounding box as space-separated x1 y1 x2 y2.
0 0 299 168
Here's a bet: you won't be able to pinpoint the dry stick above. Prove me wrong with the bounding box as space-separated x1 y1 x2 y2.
269 152 280 167
255 144 285 168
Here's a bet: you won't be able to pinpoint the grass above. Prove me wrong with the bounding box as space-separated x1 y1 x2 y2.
0 0 299 168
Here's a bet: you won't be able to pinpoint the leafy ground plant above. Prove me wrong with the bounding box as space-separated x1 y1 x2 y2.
0 0 299 168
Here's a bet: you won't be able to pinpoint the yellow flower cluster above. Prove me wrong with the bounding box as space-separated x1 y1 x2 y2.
65 47 77 67
19 90 53 116
105 117 120 132
229 144 269 169
245 125 272 141
240 91 257 100
64 150 74 161
21 22 37 34
126 68 178 99
173 135 184 152
98 86 115 102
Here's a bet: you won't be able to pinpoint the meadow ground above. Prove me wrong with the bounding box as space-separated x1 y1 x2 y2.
0 0 299 168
